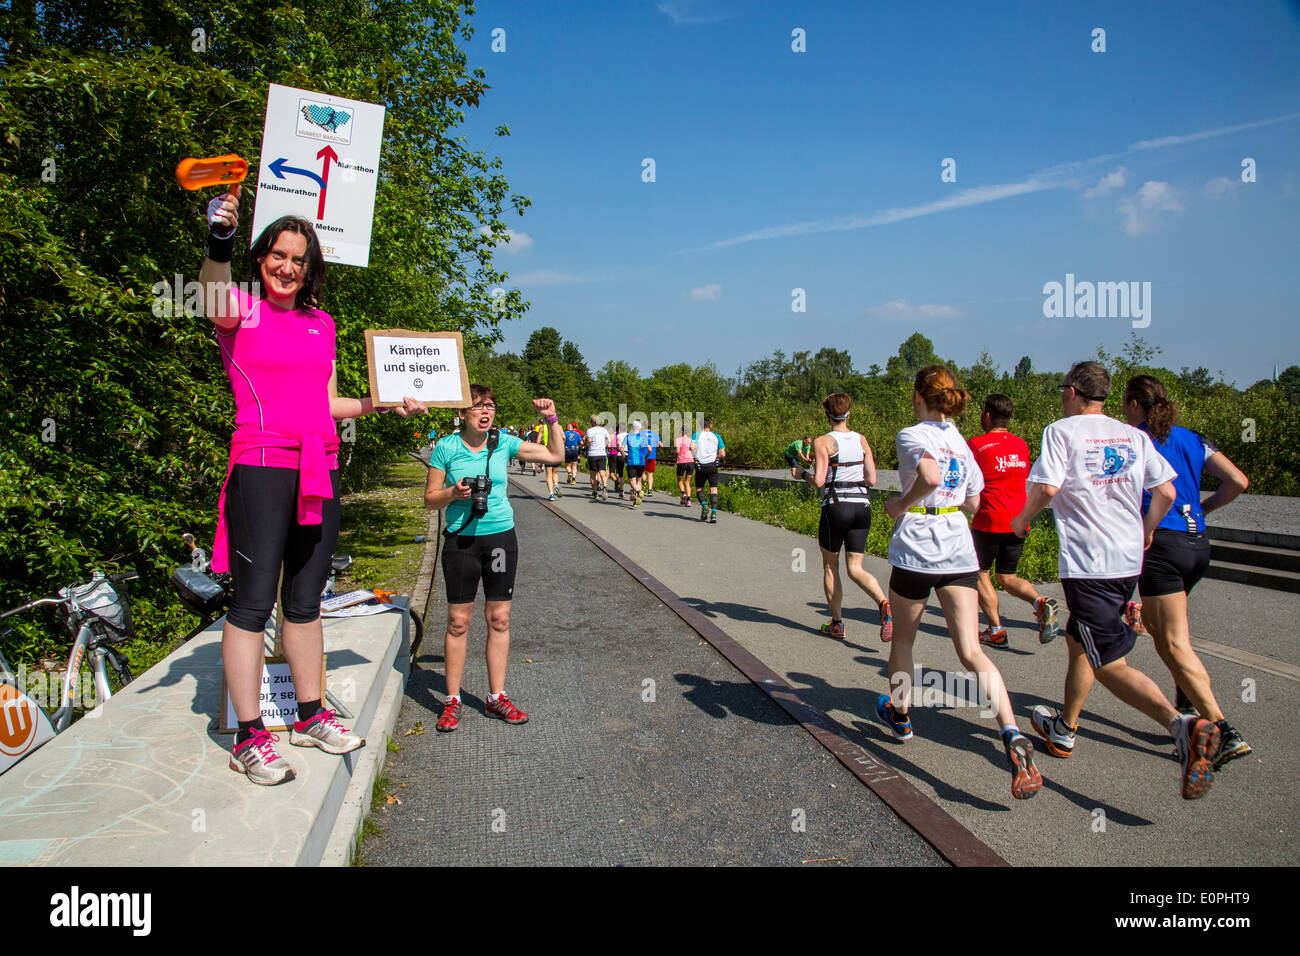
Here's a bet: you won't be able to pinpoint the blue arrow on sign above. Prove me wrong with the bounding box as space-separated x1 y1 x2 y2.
267 157 326 190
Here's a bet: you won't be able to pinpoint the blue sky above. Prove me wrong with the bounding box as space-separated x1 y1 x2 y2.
453 0 1300 387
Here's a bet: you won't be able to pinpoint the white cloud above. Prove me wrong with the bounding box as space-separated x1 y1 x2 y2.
1204 176 1240 201
691 283 722 301
479 226 533 252
866 299 960 320
657 1 734 25
697 179 1061 252
688 111 1300 253
1118 181 1183 235
1128 111 1300 151
1084 166 1129 198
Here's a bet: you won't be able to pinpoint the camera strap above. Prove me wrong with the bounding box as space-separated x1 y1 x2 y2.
444 428 500 538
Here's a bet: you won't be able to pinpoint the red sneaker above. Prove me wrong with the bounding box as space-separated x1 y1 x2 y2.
1125 601 1145 635
485 692 529 724
879 600 893 643
437 696 462 732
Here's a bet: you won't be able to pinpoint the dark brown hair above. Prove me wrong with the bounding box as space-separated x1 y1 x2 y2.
914 366 970 417
1063 361 1111 404
983 394 1013 427
465 383 495 411
822 393 851 420
1124 374 1180 442
247 215 326 312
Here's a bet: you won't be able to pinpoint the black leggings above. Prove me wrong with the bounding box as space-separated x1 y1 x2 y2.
225 464 341 631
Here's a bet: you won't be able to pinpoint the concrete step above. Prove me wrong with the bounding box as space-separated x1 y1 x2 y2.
1204 559 1300 593
0 604 409 866
1211 539 1300 573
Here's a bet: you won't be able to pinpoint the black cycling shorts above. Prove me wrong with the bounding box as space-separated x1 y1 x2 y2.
818 501 871 554
225 464 342 631
676 462 696 476
696 462 721 487
972 529 1025 576
442 528 519 604
587 455 607 473
1139 530 1211 599
889 566 978 602
609 456 624 476
1062 576 1139 667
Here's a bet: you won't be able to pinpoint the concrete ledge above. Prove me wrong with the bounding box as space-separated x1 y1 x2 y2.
0 605 409 866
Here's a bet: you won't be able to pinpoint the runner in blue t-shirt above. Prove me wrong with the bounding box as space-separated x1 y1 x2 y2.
643 427 663 497
563 424 584 485
619 421 651 508
1123 374 1252 767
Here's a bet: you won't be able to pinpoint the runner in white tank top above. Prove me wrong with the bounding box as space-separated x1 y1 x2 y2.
798 394 891 644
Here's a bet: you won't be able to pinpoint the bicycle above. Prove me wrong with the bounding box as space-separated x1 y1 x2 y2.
0 571 138 776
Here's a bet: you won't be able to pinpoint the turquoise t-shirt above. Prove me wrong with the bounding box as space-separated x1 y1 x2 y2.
429 432 523 536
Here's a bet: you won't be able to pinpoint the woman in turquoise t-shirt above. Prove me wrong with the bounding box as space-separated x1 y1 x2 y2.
423 387 564 732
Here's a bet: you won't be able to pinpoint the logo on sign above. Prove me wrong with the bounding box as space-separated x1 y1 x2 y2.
0 683 39 757
296 98 353 144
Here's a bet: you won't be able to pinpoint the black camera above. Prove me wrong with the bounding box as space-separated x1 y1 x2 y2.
468 474 492 516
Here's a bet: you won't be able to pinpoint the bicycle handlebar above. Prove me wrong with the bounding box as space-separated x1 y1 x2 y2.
0 571 137 620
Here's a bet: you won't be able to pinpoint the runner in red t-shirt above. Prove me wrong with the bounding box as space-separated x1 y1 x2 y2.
967 395 1059 647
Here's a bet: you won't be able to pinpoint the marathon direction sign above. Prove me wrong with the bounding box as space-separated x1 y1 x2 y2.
250 83 385 267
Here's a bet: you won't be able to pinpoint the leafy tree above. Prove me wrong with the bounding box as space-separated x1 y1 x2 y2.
0 0 529 659
885 332 943 382
1014 356 1032 379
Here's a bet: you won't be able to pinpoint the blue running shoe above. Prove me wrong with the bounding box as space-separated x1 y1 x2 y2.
875 693 913 740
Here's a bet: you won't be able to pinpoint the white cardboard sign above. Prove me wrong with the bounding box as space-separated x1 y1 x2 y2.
365 329 471 408
251 83 386 267
220 656 326 733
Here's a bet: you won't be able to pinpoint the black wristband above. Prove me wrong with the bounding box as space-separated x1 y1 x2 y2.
205 231 235 263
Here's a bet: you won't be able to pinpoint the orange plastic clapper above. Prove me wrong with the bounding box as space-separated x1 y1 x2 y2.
174 153 248 190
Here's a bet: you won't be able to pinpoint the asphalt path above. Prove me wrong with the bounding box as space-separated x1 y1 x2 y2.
363 482 943 866
512 469 1295 866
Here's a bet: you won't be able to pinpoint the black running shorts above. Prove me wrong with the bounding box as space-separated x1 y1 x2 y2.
1138 530 1211 598
587 455 607 473
1062 576 1139 668
225 464 341 631
889 566 978 601
442 528 519 604
972 529 1025 576
609 456 624 476
818 501 871 554
696 462 721 487
564 449 579 463
676 462 696 476
626 464 645 479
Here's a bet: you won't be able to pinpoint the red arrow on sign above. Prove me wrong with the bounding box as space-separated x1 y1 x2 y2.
316 144 338 221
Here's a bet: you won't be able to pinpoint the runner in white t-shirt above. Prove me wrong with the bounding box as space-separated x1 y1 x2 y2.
690 418 726 523
583 415 611 502
1011 361 1220 800
877 366 1042 802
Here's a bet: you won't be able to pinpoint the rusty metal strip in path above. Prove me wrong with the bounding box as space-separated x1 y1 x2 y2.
511 479 1007 868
